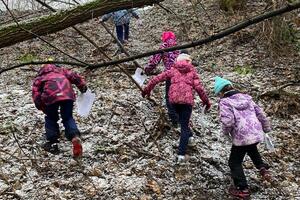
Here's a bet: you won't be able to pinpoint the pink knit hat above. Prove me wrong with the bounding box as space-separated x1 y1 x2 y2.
161 31 176 42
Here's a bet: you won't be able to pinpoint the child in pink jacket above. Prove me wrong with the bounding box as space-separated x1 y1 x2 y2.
144 31 180 127
142 54 211 162
32 64 87 157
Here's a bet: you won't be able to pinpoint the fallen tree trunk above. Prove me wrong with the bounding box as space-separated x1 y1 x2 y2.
1 1 300 74
0 0 163 48
87 1 300 69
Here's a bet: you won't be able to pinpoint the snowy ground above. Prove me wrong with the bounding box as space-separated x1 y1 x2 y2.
0 0 299 199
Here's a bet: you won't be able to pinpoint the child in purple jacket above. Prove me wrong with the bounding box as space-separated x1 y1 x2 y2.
215 76 271 199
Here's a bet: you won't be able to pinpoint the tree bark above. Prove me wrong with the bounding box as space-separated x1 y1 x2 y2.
0 0 163 48
87 1 300 69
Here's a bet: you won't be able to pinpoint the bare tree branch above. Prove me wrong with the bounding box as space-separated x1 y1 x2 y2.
3 2 300 76
87 1 300 69
1 0 89 65
0 0 164 48
0 60 87 75
34 0 108 62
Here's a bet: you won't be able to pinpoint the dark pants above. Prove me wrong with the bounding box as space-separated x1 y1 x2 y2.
229 143 269 190
44 100 80 143
173 104 193 155
165 79 178 125
116 23 130 43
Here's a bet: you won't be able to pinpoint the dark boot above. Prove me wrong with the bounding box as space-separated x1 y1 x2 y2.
42 142 59 155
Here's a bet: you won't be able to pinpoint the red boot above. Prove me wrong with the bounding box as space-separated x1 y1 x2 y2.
229 186 250 199
72 137 82 157
260 167 271 181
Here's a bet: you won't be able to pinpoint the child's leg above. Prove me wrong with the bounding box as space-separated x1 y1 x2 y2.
165 79 178 126
44 103 60 143
59 100 80 141
115 25 124 43
176 104 193 155
247 143 269 169
124 22 129 40
229 145 248 189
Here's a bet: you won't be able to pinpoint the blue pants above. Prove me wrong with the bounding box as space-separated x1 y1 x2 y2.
165 79 179 125
173 104 193 155
116 23 129 43
44 100 79 143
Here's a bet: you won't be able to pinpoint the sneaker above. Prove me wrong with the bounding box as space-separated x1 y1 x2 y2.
176 155 186 164
72 137 82 157
259 167 271 181
188 136 196 147
228 186 250 199
42 142 59 155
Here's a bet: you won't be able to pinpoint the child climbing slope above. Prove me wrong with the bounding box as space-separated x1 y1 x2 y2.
142 54 211 162
32 64 87 157
214 76 272 199
144 31 181 127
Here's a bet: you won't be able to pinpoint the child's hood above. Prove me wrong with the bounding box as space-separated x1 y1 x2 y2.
173 61 194 74
38 64 59 76
222 93 252 110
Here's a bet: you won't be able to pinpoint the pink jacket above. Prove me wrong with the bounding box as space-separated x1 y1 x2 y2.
144 38 180 73
32 64 86 110
144 61 210 108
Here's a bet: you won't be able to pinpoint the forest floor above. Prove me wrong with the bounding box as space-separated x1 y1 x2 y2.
0 0 299 199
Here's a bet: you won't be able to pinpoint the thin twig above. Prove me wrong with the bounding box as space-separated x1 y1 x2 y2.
1 0 89 66
86 2 300 69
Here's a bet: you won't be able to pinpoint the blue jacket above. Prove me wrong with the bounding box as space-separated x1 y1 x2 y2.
101 9 139 26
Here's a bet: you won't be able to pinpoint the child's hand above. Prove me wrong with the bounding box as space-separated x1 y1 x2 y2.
136 19 142 27
144 67 152 76
225 134 231 142
141 89 150 98
80 85 88 93
203 102 211 113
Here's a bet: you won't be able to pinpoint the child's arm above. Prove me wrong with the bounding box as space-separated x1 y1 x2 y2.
144 53 163 75
61 68 87 92
32 78 44 111
254 103 271 133
144 43 168 74
100 13 112 22
192 73 211 110
130 9 139 19
142 70 171 97
219 101 235 135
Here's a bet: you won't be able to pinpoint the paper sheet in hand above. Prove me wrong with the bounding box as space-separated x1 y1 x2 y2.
132 68 146 86
76 89 95 117
264 133 275 151
199 105 209 129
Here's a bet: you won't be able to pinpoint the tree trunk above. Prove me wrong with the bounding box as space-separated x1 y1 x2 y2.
0 0 163 48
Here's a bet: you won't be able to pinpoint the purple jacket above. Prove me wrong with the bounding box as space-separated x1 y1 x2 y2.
219 92 271 146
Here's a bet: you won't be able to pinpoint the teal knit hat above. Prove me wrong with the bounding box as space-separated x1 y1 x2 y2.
214 76 232 94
